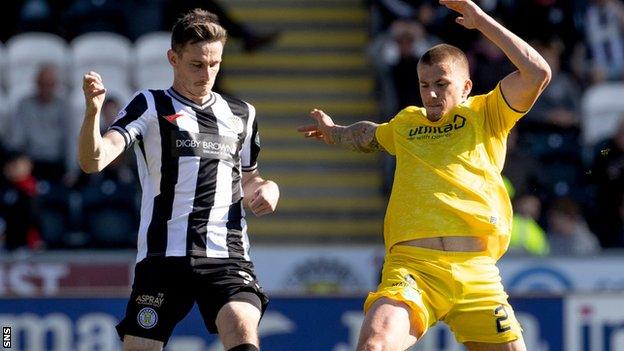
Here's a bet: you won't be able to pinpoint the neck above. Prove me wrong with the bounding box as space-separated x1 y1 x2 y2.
172 81 212 106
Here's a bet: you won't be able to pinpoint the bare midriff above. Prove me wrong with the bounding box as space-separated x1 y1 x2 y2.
397 236 487 252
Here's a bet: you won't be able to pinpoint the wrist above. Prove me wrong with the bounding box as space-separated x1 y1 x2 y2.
328 125 345 145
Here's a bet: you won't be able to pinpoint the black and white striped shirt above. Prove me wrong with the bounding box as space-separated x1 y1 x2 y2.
109 88 260 262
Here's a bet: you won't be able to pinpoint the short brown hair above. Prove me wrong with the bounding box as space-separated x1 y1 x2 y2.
171 9 227 53
418 44 469 76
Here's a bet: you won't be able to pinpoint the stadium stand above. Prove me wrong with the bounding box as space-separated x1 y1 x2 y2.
134 31 173 90
5 32 68 97
69 32 133 92
580 82 624 146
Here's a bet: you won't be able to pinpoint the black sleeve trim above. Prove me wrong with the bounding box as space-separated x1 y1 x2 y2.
497 83 527 114
109 126 131 148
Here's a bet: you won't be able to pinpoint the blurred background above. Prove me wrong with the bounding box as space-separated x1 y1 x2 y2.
0 0 623 350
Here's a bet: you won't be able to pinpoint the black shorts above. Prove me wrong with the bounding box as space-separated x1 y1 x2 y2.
115 256 269 344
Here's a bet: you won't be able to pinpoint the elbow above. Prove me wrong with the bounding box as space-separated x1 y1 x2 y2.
536 62 552 88
79 159 101 174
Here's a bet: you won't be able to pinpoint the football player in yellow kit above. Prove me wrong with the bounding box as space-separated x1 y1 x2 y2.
298 1 551 350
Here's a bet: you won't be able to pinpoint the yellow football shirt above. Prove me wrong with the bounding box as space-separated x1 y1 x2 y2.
375 84 525 260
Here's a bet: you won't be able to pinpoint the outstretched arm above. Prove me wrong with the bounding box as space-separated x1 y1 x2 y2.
297 109 385 153
440 0 551 111
78 71 125 173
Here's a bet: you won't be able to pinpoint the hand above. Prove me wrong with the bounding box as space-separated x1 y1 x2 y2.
439 0 485 30
83 71 106 112
247 180 279 216
297 109 338 145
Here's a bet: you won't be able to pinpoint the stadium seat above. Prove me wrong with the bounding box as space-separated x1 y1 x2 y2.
134 31 173 89
70 32 133 91
580 82 624 146
5 32 69 96
80 180 138 248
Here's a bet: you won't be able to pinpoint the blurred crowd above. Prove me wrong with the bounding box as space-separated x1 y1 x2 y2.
0 0 279 252
1 0 624 256
368 0 624 256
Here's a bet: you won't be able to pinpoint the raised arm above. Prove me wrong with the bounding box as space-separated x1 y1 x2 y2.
78 71 125 173
440 0 551 111
297 109 385 153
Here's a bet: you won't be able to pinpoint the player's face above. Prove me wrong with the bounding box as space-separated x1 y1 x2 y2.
418 60 471 121
169 40 223 99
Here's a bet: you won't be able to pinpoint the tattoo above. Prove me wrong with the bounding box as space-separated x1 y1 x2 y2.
330 121 384 153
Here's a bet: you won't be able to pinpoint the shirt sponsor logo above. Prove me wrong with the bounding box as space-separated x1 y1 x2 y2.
135 293 164 308
407 114 466 140
175 139 236 155
173 131 239 162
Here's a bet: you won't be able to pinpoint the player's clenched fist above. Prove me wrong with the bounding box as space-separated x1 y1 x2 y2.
248 180 279 217
82 71 106 111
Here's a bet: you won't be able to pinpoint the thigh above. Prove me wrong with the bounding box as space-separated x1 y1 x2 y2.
357 297 419 351
123 335 164 351
444 258 522 344
363 249 452 339
216 299 262 350
193 258 268 334
116 257 195 345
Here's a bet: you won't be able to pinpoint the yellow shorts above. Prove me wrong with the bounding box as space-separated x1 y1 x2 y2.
363 245 522 344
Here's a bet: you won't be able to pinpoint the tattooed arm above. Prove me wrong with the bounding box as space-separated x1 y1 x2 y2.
297 109 386 153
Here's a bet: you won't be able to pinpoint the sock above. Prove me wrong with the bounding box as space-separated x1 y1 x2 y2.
227 344 259 351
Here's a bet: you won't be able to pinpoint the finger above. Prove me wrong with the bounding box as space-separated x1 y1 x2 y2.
88 71 102 80
84 73 101 83
249 194 263 208
91 88 106 96
309 109 328 122
455 17 464 26
252 203 271 216
304 131 322 138
297 125 319 132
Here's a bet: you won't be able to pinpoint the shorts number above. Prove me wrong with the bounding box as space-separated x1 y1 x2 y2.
494 305 511 333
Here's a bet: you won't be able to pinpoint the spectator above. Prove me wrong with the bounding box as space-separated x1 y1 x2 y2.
369 20 440 116
467 33 516 95
590 117 624 248
503 130 545 199
547 197 600 256
0 153 43 251
583 0 624 84
5 64 79 184
522 39 582 129
514 40 585 201
503 133 549 257
74 96 139 248
501 0 584 75
509 193 550 256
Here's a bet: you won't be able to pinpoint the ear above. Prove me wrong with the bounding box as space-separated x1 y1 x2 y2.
167 49 177 67
463 79 473 99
